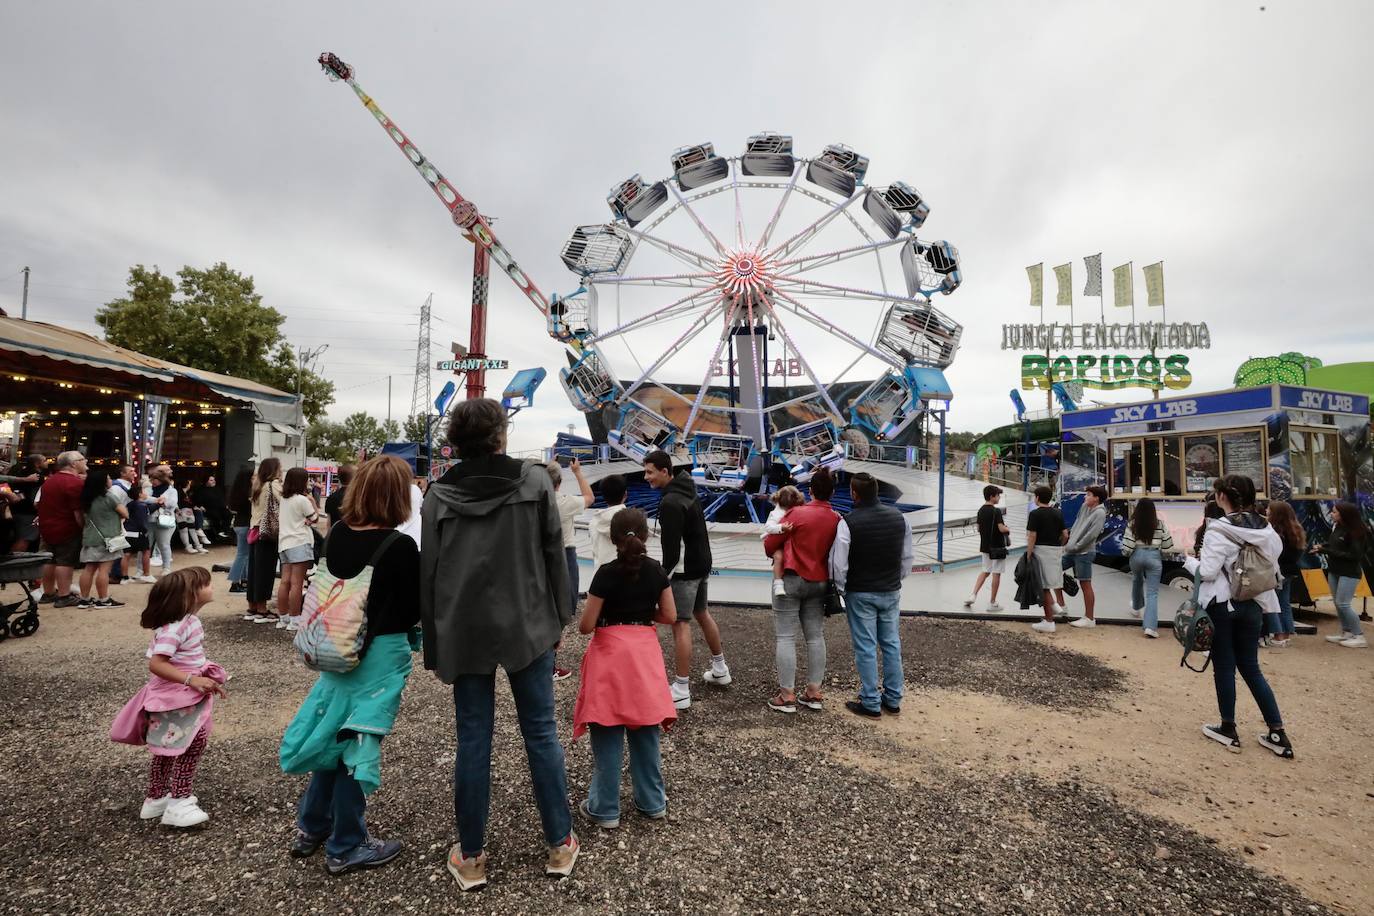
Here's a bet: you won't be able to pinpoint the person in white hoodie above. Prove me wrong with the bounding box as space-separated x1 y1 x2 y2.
1183 474 1293 759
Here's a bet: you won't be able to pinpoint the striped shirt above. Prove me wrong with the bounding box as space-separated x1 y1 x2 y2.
146 614 207 668
1122 520 1175 555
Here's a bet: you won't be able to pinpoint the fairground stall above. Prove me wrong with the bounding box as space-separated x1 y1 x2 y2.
1 317 302 482
1057 384 1373 613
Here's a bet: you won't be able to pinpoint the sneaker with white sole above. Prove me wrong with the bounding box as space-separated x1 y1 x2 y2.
962 595 976 608
446 845 487 891
1143 628 1158 639
137 575 157 584
1340 635 1368 648
1130 606 1143 619
669 680 691 709
275 615 289 629
1069 616 1096 628
285 619 300 633
254 614 279 625
986 602 1003 612
140 794 197 819
1202 722 1242 753
1031 620 1056 633
1258 729 1295 759
1325 632 1353 644
703 665 732 687
578 798 620 829
161 797 209 828
241 612 258 621
545 832 580 877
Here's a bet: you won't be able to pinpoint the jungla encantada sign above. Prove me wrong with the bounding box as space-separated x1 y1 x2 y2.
1003 320 1210 391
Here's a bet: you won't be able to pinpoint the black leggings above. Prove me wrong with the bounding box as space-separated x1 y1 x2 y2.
247 536 278 603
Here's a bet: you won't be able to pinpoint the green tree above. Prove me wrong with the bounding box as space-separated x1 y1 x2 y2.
95 263 336 421
306 419 351 464
401 413 442 444
306 413 400 463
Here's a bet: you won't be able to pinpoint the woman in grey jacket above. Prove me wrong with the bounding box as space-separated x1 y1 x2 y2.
419 398 578 891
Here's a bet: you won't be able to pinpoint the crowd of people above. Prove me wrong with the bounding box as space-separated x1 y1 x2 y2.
2 403 1369 892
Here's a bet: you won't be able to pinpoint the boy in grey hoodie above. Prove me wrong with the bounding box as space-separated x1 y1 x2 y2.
1060 485 1107 627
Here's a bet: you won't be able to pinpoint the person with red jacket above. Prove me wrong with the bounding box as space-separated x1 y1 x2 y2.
761 467 840 714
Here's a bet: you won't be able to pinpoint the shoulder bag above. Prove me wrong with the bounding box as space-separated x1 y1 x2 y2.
259 485 280 540
88 514 130 554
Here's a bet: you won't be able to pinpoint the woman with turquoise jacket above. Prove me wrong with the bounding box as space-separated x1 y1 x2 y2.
279 456 421 877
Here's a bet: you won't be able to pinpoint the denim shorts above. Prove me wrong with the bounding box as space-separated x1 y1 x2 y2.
279 543 315 565
670 577 707 621
1063 552 1094 580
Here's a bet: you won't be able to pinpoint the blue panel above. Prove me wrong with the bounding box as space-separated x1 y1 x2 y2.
909 366 953 401
1060 387 1275 431
1277 386 1370 416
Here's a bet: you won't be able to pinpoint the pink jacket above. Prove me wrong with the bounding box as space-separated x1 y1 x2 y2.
110 662 226 752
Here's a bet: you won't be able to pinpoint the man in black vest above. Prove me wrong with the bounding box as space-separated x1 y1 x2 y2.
830 472 913 718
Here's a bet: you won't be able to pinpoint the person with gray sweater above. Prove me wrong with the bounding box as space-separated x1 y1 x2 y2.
1058 485 1107 628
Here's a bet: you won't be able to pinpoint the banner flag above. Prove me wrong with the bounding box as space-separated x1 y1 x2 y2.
1083 253 1103 297
1143 261 1165 307
1112 262 1133 308
1027 263 1043 308
1054 262 1073 306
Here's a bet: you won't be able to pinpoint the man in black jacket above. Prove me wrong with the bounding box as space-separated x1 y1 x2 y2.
643 450 730 710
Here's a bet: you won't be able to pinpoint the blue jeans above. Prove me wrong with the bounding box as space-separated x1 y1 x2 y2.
229 526 251 583
1209 598 1283 728
565 546 579 612
297 761 368 857
451 648 571 857
1129 548 1163 629
845 590 904 712
1328 573 1363 636
1267 576 1296 637
587 724 666 821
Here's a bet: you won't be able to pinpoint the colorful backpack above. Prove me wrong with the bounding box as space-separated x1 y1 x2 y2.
294 528 403 673
1173 571 1214 673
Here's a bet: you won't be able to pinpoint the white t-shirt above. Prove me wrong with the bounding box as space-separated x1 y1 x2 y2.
589 503 626 570
277 493 318 553
396 484 424 547
555 492 584 547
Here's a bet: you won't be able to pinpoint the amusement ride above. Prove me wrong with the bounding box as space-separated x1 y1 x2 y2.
317 51 973 535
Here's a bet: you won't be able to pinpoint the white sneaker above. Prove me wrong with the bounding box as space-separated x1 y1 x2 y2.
986 602 1003 612
1031 620 1056 633
285 619 300 633
161 797 209 828
703 664 732 687
962 595 976 608
1069 616 1096 629
1143 628 1158 639
1340 635 1369 648
1130 606 1143 619
150 556 162 567
1325 632 1353 644
275 616 289 629
138 575 157 584
140 794 197 819
669 680 691 710
241 612 258 621
771 579 786 597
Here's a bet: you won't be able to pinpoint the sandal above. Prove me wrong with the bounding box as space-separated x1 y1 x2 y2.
767 692 797 714
797 690 824 711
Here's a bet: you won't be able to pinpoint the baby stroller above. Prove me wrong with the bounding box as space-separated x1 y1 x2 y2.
0 551 49 640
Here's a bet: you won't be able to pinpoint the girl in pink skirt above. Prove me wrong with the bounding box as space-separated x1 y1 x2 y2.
111 568 226 827
573 508 678 828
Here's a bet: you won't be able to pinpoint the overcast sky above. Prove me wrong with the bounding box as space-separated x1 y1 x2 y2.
2 1 1370 453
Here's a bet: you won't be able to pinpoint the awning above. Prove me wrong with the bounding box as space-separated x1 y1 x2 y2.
269 422 303 438
0 318 176 383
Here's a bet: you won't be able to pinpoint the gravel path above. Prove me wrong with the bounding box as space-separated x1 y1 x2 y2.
0 605 1330 915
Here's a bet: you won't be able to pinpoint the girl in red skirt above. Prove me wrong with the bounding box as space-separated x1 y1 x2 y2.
573 508 678 828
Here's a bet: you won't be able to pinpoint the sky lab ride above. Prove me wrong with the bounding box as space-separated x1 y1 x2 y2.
315 52 1027 609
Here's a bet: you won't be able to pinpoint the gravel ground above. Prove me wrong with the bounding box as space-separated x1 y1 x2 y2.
0 606 1330 915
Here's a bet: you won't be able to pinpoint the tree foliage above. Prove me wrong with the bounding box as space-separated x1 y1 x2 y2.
306 412 400 464
401 413 442 444
95 263 336 421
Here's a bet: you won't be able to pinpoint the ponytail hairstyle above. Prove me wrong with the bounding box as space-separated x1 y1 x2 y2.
610 507 650 580
1212 474 1257 512
141 567 212 629
1266 500 1306 551
1131 497 1159 544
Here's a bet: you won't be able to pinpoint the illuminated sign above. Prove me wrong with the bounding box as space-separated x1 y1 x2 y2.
438 358 509 371
1021 353 1192 391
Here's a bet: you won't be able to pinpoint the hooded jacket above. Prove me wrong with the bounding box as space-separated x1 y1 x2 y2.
420 455 571 681
657 471 712 580
1183 511 1281 614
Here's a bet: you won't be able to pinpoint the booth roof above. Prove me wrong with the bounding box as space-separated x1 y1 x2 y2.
0 317 297 407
